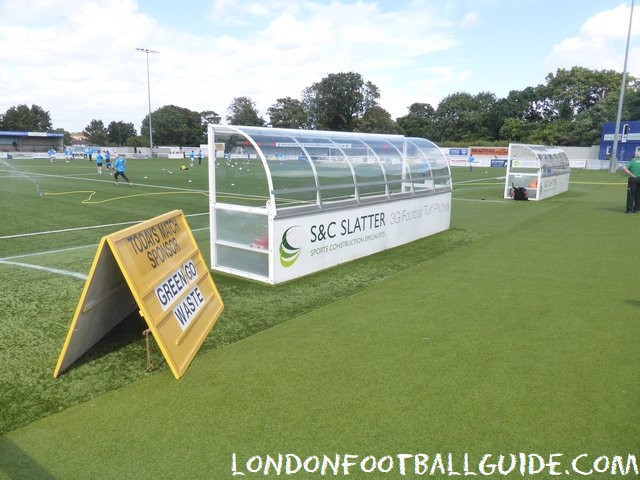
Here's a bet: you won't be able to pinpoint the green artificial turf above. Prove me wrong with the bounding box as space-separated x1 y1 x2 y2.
1 160 639 479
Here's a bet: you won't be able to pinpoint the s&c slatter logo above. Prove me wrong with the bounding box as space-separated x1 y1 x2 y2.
280 226 302 267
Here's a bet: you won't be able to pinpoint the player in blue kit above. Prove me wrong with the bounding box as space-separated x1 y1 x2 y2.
113 154 132 186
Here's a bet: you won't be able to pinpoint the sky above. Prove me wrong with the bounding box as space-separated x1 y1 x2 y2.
1 0 639 134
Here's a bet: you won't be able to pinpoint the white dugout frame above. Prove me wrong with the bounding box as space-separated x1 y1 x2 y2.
208 125 452 284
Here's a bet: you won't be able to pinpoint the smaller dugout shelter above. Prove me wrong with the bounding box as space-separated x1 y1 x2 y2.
504 143 570 201
208 125 453 284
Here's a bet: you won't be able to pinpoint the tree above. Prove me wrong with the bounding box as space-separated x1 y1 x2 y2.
226 97 265 126
53 128 72 146
364 81 382 112
303 72 380 131
528 119 574 145
199 110 221 142
267 97 308 129
126 136 147 148
396 103 438 139
435 92 496 143
624 88 640 121
1 104 52 131
3 67 636 148
491 87 550 143
200 110 221 126
354 106 402 134
83 119 108 145
544 67 623 119
142 105 204 146
569 92 620 146
493 68 639 145
499 117 535 143
107 121 136 146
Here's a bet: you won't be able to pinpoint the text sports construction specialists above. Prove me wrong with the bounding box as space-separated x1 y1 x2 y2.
126 216 181 269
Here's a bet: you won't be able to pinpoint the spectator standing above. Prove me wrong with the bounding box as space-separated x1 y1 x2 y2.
623 156 640 213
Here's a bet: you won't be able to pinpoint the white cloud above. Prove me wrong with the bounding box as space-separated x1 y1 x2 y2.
5 0 629 134
545 3 639 74
0 0 471 131
0 0 160 130
460 10 480 29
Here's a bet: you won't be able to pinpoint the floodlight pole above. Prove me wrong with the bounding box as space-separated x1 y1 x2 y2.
136 48 159 158
610 0 635 173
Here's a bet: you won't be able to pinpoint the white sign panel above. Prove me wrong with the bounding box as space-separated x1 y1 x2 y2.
154 260 198 312
272 193 451 283
538 173 570 201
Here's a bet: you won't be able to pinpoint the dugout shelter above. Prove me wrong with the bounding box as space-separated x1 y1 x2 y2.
503 143 570 201
208 125 452 284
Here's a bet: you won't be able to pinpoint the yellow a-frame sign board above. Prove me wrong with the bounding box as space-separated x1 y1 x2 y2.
54 210 224 379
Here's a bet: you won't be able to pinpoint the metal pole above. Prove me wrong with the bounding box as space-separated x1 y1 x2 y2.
610 0 634 173
136 48 159 158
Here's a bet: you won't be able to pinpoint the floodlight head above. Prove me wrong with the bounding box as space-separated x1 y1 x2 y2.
136 47 159 54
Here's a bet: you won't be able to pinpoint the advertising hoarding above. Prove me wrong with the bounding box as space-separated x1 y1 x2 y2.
271 193 451 283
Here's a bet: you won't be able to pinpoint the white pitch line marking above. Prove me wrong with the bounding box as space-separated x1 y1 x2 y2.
0 259 87 280
0 212 209 240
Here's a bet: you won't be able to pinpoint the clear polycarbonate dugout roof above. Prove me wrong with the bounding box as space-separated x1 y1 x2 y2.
207 125 453 283
509 143 570 173
210 125 451 214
